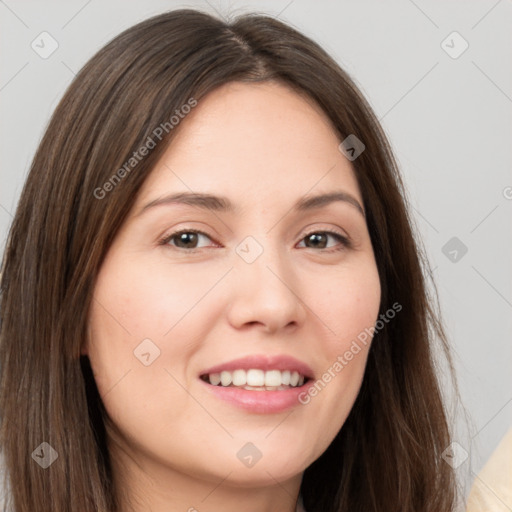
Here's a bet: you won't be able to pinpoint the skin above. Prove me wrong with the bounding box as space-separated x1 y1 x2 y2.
84 80 381 512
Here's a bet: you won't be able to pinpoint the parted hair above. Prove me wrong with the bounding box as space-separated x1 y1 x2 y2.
0 8 457 512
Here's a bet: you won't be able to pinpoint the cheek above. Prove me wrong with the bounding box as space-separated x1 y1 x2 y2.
295 257 380 453
310 256 381 348
85 253 225 429
88 248 227 350
91 258 200 336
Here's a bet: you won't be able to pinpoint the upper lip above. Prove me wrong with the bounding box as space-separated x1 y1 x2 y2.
200 354 314 379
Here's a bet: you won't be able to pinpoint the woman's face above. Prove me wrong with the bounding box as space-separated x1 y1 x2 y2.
85 81 381 490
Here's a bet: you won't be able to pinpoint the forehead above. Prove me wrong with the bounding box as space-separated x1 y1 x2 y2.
136 81 362 210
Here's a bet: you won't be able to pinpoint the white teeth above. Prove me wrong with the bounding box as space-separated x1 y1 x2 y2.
204 369 308 389
232 369 246 386
209 373 221 386
265 369 282 387
246 369 265 386
220 371 232 386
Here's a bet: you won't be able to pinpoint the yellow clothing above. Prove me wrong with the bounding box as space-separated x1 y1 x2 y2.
466 428 512 512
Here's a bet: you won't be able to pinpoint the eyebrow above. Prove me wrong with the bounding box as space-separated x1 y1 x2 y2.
137 190 365 218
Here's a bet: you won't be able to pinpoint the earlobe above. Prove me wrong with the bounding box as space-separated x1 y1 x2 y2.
80 334 89 355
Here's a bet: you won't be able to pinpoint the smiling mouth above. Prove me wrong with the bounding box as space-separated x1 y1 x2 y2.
200 368 310 391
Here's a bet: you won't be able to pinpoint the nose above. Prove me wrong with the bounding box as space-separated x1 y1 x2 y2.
225 244 307 334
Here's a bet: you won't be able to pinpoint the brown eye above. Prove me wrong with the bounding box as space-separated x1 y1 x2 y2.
161 229 214 250
298 231 350 252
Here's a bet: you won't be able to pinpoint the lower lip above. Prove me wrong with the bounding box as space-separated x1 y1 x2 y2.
199 379 314 414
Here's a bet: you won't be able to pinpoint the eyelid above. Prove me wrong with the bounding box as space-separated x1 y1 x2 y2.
158 228 219 249
299 227 352 251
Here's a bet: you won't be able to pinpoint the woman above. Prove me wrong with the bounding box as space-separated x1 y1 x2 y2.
0 8 458 512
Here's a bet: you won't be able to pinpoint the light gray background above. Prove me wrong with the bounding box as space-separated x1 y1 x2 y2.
1 0 511 506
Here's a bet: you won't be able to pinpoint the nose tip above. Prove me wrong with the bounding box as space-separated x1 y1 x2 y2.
226 246 307 333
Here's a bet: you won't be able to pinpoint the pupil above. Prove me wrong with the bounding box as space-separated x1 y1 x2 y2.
178 232 197 248
308 233 326 248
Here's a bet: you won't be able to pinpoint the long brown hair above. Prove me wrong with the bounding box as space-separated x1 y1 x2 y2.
0 8 458 511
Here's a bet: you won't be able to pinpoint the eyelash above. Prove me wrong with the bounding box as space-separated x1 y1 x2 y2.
158 228 351 253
